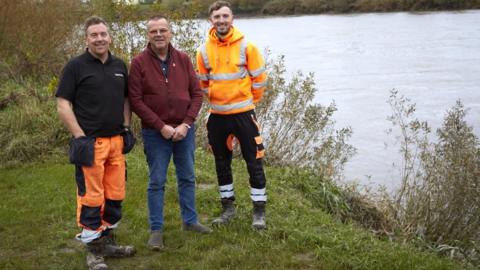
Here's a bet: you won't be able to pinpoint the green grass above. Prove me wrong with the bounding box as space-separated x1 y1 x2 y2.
0 148 470 270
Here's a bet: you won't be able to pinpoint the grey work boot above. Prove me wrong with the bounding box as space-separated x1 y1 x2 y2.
102 232 136 257
147 230 164 251
86 252 108 270
252 201 266 230
212 198 236 226
86 240 108 270
183 222 212 234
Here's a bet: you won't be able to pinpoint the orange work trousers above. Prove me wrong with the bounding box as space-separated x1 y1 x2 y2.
74 135 126 231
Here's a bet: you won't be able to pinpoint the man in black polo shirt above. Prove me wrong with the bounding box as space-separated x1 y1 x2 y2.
56 16 135 270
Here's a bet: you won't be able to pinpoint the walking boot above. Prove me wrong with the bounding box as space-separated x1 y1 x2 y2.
147 230 164 251
102 231 136 257
183 222 212 234
252 201 266 230
86 239 108 270
212 198 236 225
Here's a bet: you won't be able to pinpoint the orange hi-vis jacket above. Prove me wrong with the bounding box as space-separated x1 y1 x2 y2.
196 26 267 115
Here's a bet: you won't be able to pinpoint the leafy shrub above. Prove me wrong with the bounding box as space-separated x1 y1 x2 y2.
259 55 356 181
261 0 297 14
0 0 85 81
386 90 480 265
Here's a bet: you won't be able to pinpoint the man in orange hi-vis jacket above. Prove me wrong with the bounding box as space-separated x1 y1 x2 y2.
196 0 268 230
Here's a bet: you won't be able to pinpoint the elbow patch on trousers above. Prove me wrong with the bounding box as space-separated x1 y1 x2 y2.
255 136 265 159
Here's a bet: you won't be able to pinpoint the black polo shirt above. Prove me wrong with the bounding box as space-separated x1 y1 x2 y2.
56 50 128 137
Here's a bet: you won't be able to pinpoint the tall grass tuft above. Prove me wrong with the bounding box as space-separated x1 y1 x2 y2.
0 80 70 167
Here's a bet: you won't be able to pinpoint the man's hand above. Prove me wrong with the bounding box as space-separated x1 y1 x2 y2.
160 125 176 140
172 123 189 142
73 132 86 139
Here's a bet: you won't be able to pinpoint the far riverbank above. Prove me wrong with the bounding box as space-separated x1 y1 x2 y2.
139 0 480 17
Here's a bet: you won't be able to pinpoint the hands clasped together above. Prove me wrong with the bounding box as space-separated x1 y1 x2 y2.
160 123 190 141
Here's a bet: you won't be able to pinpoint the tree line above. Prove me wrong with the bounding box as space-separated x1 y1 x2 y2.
157 0 480 15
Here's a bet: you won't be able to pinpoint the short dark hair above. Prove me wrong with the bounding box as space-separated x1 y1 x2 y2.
146 14 170 30
208 1 232 16
84 16 108 36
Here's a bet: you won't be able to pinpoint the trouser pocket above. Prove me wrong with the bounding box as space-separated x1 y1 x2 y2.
69 136 95 166
122 130 136 154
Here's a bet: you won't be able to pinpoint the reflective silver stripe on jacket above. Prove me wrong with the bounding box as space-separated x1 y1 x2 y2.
209 67 248 81
238 39 247 66
197 73 209 81
252 81 267 89
199 44 211 70
211 98 254 112
249 66 266 78
201 39 260 82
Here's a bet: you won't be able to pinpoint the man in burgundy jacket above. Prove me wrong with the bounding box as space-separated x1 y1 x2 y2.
128 15 210 251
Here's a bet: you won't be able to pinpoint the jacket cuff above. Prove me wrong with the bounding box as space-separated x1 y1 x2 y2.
183 117 194 126
153 118 165 131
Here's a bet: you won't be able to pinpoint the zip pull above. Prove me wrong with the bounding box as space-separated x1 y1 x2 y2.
166 78 168 83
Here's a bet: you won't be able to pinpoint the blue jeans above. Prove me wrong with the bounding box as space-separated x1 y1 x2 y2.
142 127 198 231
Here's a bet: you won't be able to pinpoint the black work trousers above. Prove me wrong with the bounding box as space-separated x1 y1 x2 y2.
207 110 267 190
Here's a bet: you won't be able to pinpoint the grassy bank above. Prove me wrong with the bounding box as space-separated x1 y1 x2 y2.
0 148 471 269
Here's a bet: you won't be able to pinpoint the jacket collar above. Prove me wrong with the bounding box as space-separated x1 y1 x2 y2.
146 42 174 60
208 26 243 44
84 48 112 64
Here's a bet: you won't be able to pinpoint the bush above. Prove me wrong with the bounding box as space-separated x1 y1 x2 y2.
386 90 480 265
353 0 402 12
261 0 297 15
259 55 356 181
0 0 85 81
296 0 330 13
0 80 70 167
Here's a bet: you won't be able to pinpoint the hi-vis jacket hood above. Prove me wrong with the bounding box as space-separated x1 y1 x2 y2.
196 26 267 115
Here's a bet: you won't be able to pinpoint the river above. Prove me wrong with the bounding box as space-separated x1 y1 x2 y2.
206 10 480 190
